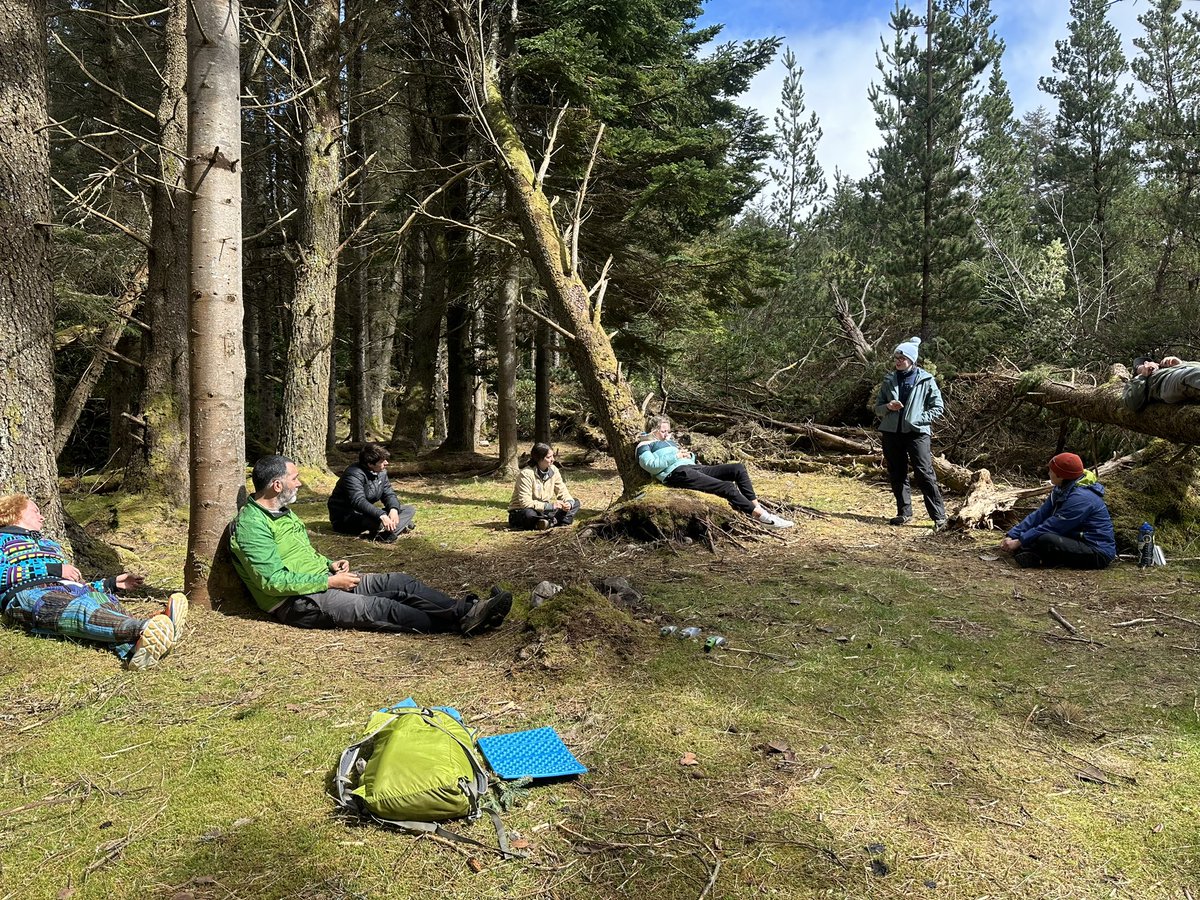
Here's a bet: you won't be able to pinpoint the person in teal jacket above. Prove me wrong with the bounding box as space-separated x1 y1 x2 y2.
635 416 793 528
874 336 947 529
230 456 510 635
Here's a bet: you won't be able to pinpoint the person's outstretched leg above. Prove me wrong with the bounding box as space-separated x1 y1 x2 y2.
358 572 467 632
664 467 756 514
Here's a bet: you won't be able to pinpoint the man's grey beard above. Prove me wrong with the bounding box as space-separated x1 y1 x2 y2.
281 487 298 507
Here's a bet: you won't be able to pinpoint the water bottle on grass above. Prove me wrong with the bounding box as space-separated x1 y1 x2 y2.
1137 522 1155 569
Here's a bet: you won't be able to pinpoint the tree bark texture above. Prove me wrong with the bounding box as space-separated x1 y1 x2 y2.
278 0 342 468
186 0 246 606
126 0 191 503
495 250 520 476
391 230 448 450
534 319 551 444
0 0 66 536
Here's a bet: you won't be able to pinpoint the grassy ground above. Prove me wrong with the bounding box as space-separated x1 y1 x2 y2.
3 452 1199 899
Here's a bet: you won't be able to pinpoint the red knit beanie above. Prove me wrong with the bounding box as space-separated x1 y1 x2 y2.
1049 452 1085 481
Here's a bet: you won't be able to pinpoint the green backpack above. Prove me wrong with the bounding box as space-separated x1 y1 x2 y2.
333 706 518 857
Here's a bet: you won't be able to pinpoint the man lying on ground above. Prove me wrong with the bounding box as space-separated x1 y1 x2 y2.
508 443 580 531
232 456 510 634
636 416 793 528
1124 355 1200 411
328 442 416 543
998 452 1116 570
0 493 187 670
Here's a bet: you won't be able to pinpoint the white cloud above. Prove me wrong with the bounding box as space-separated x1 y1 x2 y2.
722 0 1147 186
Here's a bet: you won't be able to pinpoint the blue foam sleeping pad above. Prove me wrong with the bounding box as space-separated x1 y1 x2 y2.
477 727 588 780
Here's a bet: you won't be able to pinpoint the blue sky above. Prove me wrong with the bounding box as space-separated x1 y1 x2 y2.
698 0 1146 184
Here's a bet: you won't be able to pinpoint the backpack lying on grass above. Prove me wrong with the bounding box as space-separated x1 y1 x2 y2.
333 704 520 858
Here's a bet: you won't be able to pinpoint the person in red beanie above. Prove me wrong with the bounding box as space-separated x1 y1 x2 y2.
999 453 1116 569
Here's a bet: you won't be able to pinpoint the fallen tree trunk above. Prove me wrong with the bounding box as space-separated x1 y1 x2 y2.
954 450 1146 530
1007 371 1200 444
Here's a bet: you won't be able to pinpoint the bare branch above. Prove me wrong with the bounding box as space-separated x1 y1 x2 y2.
50 177 150 248
535 103 569 192
50 31 155 120
571 123 604 275
519 301 575 341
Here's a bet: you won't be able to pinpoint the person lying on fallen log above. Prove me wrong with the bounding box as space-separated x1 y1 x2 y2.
636 416 793 528
1124 355 1200 411
998 453 1116 570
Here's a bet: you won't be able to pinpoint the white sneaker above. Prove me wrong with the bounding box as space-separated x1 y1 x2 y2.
756 511 794 529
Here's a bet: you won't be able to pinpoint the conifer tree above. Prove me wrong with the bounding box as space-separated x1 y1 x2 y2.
867 0 999 341
1038 0 1134 309
1131 0 1200 303
768 47 827 238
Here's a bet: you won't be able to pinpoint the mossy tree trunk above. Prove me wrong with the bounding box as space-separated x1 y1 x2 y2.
444 3 647 493
279 0 342 469
126 0 190 504
0 0 66 537
1014 372 1200 444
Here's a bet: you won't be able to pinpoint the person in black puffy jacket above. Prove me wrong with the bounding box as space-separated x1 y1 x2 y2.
328 444 416 542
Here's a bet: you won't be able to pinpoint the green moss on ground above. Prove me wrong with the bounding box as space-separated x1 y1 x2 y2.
2 461 1197 898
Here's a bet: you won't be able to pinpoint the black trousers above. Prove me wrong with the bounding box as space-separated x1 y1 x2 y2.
508 499 580 530
881 430 946 522
330 504 416 542
664 463 757 515
1015 533 1111 570
274 572 465 633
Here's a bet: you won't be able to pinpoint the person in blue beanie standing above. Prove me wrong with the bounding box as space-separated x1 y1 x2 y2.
874 336 947 530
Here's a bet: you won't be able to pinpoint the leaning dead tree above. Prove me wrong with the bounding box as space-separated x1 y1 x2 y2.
443 1 648 495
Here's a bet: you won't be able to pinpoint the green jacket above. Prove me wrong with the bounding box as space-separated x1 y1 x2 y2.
230 501 333 612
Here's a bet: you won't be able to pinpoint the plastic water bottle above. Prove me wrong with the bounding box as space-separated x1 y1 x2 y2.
703 635 727 653
678 626 702 640
659 625 678 638
1137 522 1155 569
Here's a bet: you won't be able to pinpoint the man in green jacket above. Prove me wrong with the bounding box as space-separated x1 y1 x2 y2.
231 456 510 634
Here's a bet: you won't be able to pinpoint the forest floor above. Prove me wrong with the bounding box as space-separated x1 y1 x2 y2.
3 448 1200 899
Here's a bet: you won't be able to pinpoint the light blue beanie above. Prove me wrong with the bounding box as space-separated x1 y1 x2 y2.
894 336 921 364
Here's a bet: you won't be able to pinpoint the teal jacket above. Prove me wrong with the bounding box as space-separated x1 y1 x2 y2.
635 437 692 482
874 367 944 435
229 501 334 612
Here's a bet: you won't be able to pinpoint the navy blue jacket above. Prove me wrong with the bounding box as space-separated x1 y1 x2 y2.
1007 479 1116 561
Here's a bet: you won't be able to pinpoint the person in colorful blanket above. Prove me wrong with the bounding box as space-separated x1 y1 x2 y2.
636 416 793 528
999 452 1117 570
0 494 186 670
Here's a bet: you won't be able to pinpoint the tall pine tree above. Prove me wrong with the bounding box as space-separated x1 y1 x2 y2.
867 0 999 343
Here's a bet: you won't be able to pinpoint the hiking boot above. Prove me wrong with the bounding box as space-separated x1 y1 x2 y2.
888 515 911 526
460 588 513 636
126 614 175 671
931 519 949 534
534 518 551 531
165 592 188 642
